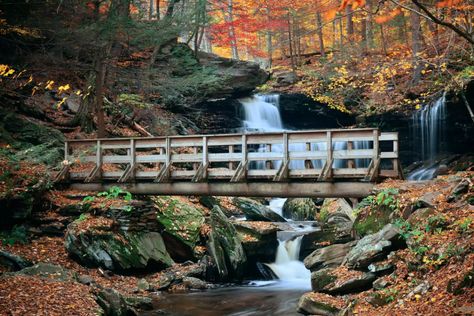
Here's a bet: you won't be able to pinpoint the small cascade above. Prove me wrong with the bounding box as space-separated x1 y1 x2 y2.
408 92 447 180
240 94 283 132
265 236 311 286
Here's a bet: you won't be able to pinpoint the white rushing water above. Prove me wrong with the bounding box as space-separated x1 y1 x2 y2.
408 92 447 180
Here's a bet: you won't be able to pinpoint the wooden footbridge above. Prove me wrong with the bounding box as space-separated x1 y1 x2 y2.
58 128 403 198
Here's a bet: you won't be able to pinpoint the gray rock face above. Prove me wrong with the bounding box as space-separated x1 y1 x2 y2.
321 198 355 222
232 197 286 222
343 224 402 269
65 221 174 271
304 241 356 271
282 198 317 221
297 292 341 316
96 288 128 316
310 268 376 295
207 206 247 281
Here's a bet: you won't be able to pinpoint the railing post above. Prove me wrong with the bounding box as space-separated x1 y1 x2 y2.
228 145 235 170
202 136 208 179
326 131 333 178
130 139 136 179
283 132 289 165
347 141 355 168
64 141 69 162
242 134 247 165
96 140 102 176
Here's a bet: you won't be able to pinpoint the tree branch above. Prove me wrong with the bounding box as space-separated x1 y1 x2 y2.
411 0 474 45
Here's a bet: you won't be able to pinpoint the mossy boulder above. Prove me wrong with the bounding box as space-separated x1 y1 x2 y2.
232 197 286 222
207 206 246 281
153 196 206 261
297 292 343 316
282 198 317 221
65 216 174 271
0 110 64 166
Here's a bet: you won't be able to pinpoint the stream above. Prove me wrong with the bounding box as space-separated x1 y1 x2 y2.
148 95 316 315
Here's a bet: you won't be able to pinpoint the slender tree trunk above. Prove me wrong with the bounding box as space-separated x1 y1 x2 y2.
366 0 374 49
95 54 106 138
266 31 273 68
332 20 337 49
410 5 422 84
316 12 325 56
339 15 344 49
346 6 354 41
287 11 296 71
380 24 388 55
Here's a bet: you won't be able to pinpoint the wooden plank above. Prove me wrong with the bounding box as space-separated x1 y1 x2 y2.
70 182 375 198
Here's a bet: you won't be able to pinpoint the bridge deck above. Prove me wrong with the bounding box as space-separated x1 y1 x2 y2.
59 128 403 197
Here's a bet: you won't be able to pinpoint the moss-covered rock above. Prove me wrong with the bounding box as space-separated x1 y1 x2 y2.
207 206 246 281
0 110 64 166
153 196 205 261
282 198 317 221
65 216 174 271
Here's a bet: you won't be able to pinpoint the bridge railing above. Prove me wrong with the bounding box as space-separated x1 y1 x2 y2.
60 128 402 183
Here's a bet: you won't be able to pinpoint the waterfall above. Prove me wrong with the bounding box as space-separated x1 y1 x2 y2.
408 93 447 180
265 236 311 286
240 94 283 132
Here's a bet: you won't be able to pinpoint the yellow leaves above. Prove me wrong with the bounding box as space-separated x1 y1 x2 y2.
58 84 71 94
375 8 402 24
56 97 68 110
0 64 15 77
45 80 55 90
323 9 338 21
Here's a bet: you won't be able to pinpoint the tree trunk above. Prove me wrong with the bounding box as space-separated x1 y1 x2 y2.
266 31 273 68
346 6 354 41
287 11 296 71
410 5 422 84
227 0 239 60
95 53 106 138
366 0 374 49
316 12 325 56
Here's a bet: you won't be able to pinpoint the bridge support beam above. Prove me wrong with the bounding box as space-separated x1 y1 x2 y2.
70 182 374 198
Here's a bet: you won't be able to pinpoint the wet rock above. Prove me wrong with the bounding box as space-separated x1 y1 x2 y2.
0 250 32 271
65 218 173 271
299 227 340 260
297 292 342 316
124 295 153 311
154 196 206 262
232 197 286 222
207 206 247 281
182 277 208 290
96 288 128 316
235 221 278 266
17 263 76 282
344 224 403 269
304 241 356 271
282 198 317 221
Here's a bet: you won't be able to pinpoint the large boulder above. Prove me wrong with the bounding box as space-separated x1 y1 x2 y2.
65 216 174 271
304 241 356 271
310 267 376 294
282 198 317 221
154 196 206 261
207 206 247 281
197 52 269 98
232 197 286 222
16 263 77 282
343 224 404 269
297 292 344 316
320 198 355 222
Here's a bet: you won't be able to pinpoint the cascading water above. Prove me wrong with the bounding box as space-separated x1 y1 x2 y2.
239 94 312 289
265 236 311 287
408 92 447 180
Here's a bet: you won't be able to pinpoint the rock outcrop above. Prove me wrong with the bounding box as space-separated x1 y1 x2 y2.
65 215 174 271
232 197 286 222
282 198 317 221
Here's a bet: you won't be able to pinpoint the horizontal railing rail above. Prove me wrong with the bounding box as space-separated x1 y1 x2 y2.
58 128 403 184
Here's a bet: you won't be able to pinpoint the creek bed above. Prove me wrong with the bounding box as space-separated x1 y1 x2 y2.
145 281 309 316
